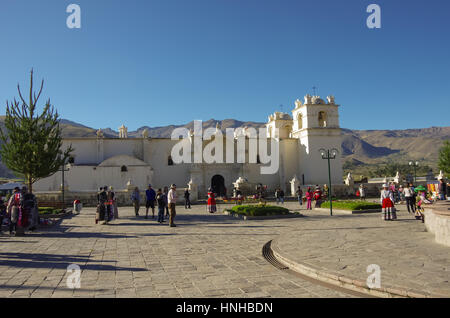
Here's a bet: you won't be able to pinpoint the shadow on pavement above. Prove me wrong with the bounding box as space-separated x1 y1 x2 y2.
0 284 107 292
0 252 146 272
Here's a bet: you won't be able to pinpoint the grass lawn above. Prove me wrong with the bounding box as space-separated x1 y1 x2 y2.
230 204 290 216
321 200 381 211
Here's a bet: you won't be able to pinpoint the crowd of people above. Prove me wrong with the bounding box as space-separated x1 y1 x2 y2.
117 184 180 227
379 179 448 222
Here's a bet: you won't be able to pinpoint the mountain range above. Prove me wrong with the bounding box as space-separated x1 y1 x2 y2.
0 117 448 179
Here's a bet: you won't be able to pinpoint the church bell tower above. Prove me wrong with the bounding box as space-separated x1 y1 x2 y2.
291 94 343 185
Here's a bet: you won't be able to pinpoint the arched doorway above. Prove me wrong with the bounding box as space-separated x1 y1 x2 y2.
211 175 226 197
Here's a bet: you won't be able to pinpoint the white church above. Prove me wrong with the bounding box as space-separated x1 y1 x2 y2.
34 94 343 199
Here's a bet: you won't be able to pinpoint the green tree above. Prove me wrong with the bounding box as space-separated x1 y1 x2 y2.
438 140 450 174
0 70 73 193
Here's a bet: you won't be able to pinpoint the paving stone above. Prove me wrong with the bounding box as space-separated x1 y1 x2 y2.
6 203 433 298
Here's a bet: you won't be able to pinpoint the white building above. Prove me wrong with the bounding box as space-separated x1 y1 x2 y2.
34 94 343 198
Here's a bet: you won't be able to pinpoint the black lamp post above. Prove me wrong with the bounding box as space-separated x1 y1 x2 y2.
409 161 419 184
319 148 338 216
61 163 70 210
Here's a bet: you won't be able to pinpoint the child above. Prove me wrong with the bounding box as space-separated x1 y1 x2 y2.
416 189 431 221
305 187 313 210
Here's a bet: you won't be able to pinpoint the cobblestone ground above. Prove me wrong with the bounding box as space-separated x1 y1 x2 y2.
0 202 351 298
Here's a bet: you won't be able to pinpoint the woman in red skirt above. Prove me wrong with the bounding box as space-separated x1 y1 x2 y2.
380 184 396 221
207 188 217 213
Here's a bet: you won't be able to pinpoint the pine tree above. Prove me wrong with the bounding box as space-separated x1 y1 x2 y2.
0 70 74 193
438 140 450 174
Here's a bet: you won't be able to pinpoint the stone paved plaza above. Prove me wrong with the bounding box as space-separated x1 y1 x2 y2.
0 201 448 298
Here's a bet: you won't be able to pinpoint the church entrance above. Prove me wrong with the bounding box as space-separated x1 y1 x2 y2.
211 175 226 197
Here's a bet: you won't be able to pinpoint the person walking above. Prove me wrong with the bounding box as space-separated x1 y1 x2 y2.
296 186 303 206
95 187 102 224
97 187 108 224
404 184 416 214
23 188 39 232
184 189 191 209
359 184 366 201
398 185 405 203
323 184 329 199
156 188 165 223
106 186 115 222
438 178 447 200
131 187 140 217
145 184 156 219
7 187 21 235
168 184 177 227
21 186 37 232
305 187 313 210
163 186 170 219
275 188 282 204
109 186 119 219
381 184 396 221
207 188 217 213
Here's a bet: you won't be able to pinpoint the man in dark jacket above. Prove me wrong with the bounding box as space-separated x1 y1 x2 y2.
184 189 191 209
438 178 447 200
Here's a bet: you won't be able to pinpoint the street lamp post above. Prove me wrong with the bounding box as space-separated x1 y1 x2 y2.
319 148 338 216
409 161 419 184
61 163 70 211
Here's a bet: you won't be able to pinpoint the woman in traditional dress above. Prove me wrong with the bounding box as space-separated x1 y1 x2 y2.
207 188 217 213
380 184 396 221
313 186 323 208
7 187 22 235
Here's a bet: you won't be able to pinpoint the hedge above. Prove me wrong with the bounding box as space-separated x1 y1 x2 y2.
321 200 381 211
230 204 290 216
38 207 64 215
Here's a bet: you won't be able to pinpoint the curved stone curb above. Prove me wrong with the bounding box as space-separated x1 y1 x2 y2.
314 208 381 214
223 210 304 221
270 238 441 298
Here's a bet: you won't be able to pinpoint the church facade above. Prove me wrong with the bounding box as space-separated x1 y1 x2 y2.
34 94 343 198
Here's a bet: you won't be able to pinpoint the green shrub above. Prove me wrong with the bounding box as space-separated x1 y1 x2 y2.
230 204 290 216
38 207 64 215
321 200 381 211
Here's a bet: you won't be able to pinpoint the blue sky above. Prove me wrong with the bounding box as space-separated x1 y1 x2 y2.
0 0 449 131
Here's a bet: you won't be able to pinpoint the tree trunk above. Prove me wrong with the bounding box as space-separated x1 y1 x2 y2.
28 177 33 194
